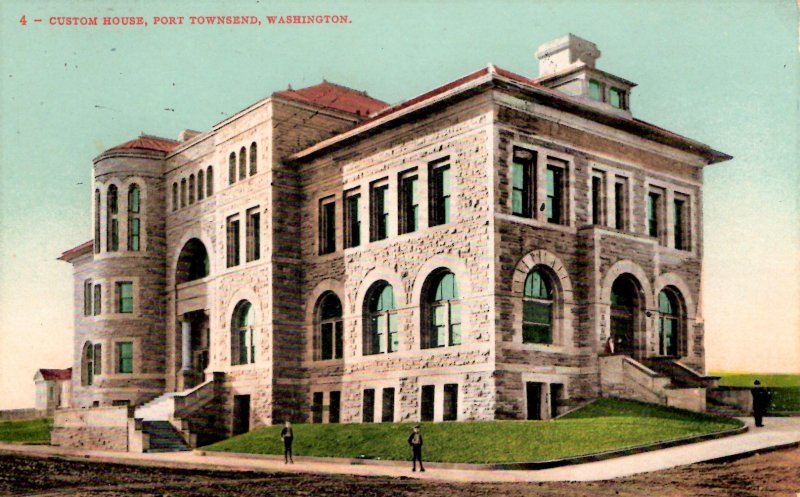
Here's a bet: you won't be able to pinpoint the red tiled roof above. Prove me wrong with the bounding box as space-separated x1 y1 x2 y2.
58 240 93 262
273 81 388 116
108 135 180 153
38 368 72 381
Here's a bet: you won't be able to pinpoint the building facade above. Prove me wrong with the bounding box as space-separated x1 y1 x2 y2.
60 35 730 436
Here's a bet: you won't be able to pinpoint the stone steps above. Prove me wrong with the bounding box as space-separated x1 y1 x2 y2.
142 421 191 452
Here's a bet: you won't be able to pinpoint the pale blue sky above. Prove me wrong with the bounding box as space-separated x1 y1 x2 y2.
0 0 797 408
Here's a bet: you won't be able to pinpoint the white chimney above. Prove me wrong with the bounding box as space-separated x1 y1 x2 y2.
535 34 601 78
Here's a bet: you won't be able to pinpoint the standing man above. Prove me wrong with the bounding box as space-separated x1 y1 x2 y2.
408 424 425 472
280 421 294 464
751 380 769 428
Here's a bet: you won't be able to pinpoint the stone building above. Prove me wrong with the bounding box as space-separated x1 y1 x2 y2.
58 35 730 443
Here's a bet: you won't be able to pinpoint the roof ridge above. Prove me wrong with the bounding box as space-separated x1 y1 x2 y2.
138 133 180 143
320 79 372 97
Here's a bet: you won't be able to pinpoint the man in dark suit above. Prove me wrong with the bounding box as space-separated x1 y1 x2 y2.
408 425 425 472
751 380 770 428
280 421 294 463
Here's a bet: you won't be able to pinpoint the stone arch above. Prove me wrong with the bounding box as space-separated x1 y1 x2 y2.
511 249 575 346
600 260 655 310
600 261 653 358
169 231 216 286
411 254 473 307
175 238 210 285
353 268 406 314
654 272 696 319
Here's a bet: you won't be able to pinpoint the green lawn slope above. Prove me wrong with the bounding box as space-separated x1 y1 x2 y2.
0 418 52 444
203 399 741 464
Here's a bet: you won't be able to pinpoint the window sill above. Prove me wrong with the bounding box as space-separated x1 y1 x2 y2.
496 213 576 234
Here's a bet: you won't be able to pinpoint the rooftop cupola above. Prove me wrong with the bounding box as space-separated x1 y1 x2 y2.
535 34 635 115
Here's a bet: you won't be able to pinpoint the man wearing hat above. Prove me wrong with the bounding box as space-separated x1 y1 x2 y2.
751 379 770 428
408 425 425 472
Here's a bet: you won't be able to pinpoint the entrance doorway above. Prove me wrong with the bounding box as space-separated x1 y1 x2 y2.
232 395 250 435
526 382 543 420
610 275 640 357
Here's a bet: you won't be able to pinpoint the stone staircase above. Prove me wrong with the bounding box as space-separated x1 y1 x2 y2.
599 355 712 412
129 372 224 453
641 357 720 389
141 421 191 452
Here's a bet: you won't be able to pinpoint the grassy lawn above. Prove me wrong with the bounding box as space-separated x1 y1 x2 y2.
0 418 52 444
711 372 800 388
203 399 741 464
711 372 800 412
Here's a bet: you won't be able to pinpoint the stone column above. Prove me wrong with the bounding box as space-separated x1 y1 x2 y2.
181 319 192 372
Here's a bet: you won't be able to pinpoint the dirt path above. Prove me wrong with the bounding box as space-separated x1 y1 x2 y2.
1 447 799 497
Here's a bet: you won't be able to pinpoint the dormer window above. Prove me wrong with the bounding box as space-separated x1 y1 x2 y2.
588 80 603 101
609 87 626 109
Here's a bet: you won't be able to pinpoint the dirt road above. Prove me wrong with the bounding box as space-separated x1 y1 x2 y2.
1 447 798 497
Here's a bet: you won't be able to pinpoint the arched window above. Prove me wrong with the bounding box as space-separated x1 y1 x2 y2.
316 292 343 360
172 182 178 211
658 288 684 356
94 189 101 253
107 185 119 251
180 178 187 208
206 166 214 196
82 342 94 386
423 270 461 348
197 170 205 201
364 282 397 355
176 238 210 284
127 184 141 251
188 175 195 204
249 142 257 176
523 269 554 344
232 301 256 365
228 152 236 185
239 146 247 180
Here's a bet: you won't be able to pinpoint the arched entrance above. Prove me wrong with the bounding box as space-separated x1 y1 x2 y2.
176 238 209 284
610 274 644 357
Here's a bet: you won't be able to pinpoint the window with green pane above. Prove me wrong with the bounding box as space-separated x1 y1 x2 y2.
658 290 681 356
512 148 535 218
523 269 554 344
366 283 398 355
129 183 141 252
117 342 133 374
371 183 389 241
318 292 343 360
116 281 133 314
545 165 564 224
588 80 603 101
609 88 625 109
233 301 256 365
426 271 461 348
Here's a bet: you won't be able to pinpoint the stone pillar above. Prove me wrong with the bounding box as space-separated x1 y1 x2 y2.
181 319 192 372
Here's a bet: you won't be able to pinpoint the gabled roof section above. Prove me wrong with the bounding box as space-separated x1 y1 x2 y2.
107 134 180 154
289 65 731 165
273 81 389 116
58 240 93 262
36 368 72 381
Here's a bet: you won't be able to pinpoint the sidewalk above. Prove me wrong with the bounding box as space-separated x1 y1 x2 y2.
0 417 797 482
